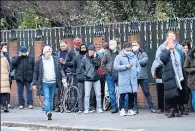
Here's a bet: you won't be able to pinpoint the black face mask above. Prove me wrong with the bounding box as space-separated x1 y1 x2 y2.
80 50 87 55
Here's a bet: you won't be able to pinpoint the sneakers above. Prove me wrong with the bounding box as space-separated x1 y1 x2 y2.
120 108 126 116
150 108 157 113
28 105 33 109
84 110 89 114
8 104 14 109
133 109 139 114
89 108 95 113
96 108 103 113
127 110 136 116
19 105 24 109
47 112 52 120
157 109 164 114
78 110 83 114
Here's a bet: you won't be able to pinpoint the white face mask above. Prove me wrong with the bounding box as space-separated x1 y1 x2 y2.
132 46 139 52
109 44 117 51
2 47 7 53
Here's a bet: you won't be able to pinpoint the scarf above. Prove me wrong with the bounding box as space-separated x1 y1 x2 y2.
171 49 184 90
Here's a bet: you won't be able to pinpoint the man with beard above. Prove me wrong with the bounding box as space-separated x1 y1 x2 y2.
74 44 88 113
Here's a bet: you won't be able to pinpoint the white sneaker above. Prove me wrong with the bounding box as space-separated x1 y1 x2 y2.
96 108 103 113
84 110 89 114
127 109 136 116
19 105 24 109
120 108 126 116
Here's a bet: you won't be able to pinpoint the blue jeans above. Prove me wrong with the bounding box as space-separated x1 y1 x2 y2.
134 79 154 110
106 75 117 109
192 89 195 111
42 82 56 114
16 81 33 106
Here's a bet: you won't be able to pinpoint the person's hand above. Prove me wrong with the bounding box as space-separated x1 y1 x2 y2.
94 52 97 57
62 78 67 87
126 64 133 69
18 52 22 57
30 83 37 90
59 58 65 64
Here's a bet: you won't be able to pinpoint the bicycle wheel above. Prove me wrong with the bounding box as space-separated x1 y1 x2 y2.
64 86 79 113
103 96 111 111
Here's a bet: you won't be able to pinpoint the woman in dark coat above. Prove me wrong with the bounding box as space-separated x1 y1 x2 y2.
184 46 195 112
160 40 184 118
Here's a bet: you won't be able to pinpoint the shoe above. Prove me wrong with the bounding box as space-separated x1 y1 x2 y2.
19 105 24 109
4 109 9 113
28 105 33 109
78 110 83 114
55 107 60 112
174 110 182 117
97 108 103 113
133 109 139 114
157 109 164 114
47 112 52 120
150 108 157 113
89 108 95 113
183 110 188 115
127 110 136 116
111 108 118 114
72 108 79 113
8 104 14 109
167 109 175 118
120 108 126 116
183 104 189 115
84 110 89 114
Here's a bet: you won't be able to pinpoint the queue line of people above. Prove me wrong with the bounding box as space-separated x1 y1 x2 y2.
1 31 195 120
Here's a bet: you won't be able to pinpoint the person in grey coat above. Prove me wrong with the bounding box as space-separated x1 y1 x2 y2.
132 41 157 113
114 42 141 116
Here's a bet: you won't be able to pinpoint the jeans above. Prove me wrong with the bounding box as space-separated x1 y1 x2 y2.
191 89 195 111
42 82 56 114
156 83 164 110
134 79 154 110
84 80 101 110
54 87 61 108
78 82 85 111
119 93 134 110
16 81 33 106
106 75 117 109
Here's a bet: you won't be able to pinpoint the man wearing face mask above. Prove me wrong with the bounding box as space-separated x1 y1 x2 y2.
114 42 141 116
73 44 88 113
65 37 82 73
31 46 66 120
132 41 157 114
102 40 119 113
11 46 34 109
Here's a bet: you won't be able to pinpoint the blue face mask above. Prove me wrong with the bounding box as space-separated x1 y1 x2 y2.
124 51 132 56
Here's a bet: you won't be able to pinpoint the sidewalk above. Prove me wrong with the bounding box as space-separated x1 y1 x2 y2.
1 107 195 131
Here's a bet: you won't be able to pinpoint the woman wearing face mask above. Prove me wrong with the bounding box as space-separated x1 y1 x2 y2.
114 42 141 116
11 46 35 109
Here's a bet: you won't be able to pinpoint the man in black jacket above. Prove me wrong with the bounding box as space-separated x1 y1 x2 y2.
80 45 103 114
31 46 66 120
12 46 34 109
74 44 88 113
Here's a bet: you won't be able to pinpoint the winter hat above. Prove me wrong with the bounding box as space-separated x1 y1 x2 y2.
88 45 95 51
43 46 52 54
19 46 27 52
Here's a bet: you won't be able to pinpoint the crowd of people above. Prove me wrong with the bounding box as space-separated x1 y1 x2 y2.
0 31 195 120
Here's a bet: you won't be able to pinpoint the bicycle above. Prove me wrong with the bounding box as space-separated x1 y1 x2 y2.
102 82 120 111
59 71 79 113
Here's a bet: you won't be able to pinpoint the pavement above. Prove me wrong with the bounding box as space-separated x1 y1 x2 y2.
1 107 195 131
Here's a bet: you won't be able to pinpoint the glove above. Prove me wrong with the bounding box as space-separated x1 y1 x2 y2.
62 78 67 87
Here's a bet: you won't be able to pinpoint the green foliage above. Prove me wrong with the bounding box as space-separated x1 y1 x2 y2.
18 9 51 29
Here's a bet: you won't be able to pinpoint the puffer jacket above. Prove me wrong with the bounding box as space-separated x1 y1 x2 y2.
65 48 79 73
0 53 10 93
114 51 141 94
80 54 101 81
11 54 34 82
74 54 85 82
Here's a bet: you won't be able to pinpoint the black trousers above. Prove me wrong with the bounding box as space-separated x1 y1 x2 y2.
119 93 134 110
156 83 164 110
0 93 9 107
